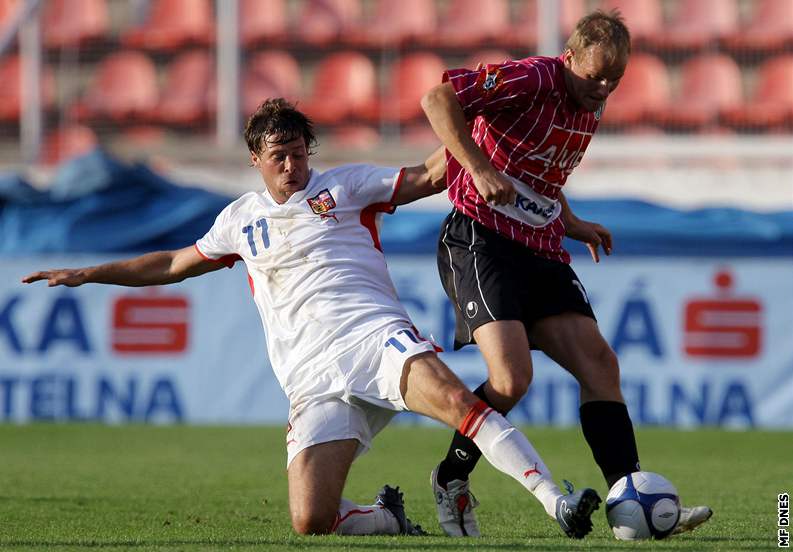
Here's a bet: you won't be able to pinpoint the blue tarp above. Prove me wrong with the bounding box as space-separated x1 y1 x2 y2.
1 150 791 256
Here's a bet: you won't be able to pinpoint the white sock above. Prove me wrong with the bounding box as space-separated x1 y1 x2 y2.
460 401 563 518
333 498 400 535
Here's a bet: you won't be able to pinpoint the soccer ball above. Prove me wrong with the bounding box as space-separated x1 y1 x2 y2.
605 471 681 540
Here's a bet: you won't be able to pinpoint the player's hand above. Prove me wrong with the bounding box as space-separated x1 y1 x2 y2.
565 219 612 263
472 169 517 206
21 269 88 287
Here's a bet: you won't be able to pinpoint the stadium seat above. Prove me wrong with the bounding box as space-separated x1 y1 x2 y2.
364 52 445 123
0 0 19 38
42 0 109 49
721 0 793 52
41 125 98 165
0 55 56 122
331 125 381 149
658 54 742 130
122 0 214 51
720 55 793 129
292 0 362 46
240 50 302 117
506 0 585 49
653 0 738 51
432 0 510 48
70 51 159 122
349 0 436 47
598 53 670 127
463 49 513 69
240 0 287 48
598 0 663 46
300 52 376 124
155 50 213 125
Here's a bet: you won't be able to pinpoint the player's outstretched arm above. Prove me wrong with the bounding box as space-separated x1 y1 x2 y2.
21 245 225 287
420 82 515 206
392 146 447 205
559 192 613 263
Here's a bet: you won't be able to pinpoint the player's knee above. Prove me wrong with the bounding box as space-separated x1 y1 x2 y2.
490 370 532 401
291 509 336 535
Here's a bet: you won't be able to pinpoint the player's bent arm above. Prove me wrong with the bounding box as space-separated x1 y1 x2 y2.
392 146 447 206
420 82 515 205
21 245 225 287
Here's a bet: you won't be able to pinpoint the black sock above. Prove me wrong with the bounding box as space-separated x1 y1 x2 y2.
580 400 641 489
436 382 507 488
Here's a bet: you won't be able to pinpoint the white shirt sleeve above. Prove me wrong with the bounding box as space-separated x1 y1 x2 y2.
330 164 404 209
195 202 238 263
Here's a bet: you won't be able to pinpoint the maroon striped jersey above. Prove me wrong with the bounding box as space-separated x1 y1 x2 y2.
444 56 603 264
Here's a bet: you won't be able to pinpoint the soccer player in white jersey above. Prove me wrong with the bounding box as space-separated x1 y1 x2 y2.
420 10 712 538
23 98 602 538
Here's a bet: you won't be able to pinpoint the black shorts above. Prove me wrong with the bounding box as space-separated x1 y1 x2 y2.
437 210 596 350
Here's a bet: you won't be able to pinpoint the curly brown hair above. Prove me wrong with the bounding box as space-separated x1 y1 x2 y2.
244 98 318 156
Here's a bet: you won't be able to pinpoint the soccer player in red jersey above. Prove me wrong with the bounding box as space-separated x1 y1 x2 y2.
421 10 712 537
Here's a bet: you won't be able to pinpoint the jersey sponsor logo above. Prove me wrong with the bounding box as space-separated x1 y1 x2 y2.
490 174 561 228
307 188 337 214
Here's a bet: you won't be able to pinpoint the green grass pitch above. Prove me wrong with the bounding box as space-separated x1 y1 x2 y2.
0 424 789 551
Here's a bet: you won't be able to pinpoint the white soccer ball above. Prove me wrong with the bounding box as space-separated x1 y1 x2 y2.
605 471 681 540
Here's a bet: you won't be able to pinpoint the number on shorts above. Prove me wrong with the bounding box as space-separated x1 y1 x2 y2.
384 329 422 353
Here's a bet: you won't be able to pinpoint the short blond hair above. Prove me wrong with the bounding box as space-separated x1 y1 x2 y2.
565 10 631 63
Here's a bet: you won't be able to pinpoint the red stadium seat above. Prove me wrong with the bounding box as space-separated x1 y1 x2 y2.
240 50 302 117
599 53 670 127
0 55 56 122
506 0 586 49
433 0 510 48
122 0 214 51
659 54 742 129
240 0 287 47
0 0 20 33
598 0 663 46
653 0 738 51
155 50 213 125
71 51 159 122
364 52 446 123
300 52 376 124
293 0 362 46
463 49 513 69
721 0 793 52
331 125 381 149
349 0 436 47
42 0 109 49
41 125 98 165
720 55 793 129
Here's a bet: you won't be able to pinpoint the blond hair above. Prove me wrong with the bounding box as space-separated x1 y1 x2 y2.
565 10 631 63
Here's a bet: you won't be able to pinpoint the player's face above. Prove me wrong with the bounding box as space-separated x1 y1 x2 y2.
562 45 627 113
251 135 310 204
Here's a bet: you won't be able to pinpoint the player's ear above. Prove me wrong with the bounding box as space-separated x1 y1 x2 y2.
250 153 259 168
563 49 575 67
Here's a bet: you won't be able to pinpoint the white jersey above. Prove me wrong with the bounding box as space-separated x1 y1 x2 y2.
195 164 413 406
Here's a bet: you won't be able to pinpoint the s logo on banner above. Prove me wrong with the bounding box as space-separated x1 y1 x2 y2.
112 291 189 354
683 269 762 358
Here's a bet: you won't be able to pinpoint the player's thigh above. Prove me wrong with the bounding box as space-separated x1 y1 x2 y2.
400 352 478 429
528 312 621 399
287 438 359 534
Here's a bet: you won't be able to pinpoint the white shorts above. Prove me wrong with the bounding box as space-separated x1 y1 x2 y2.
285 321 437 468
